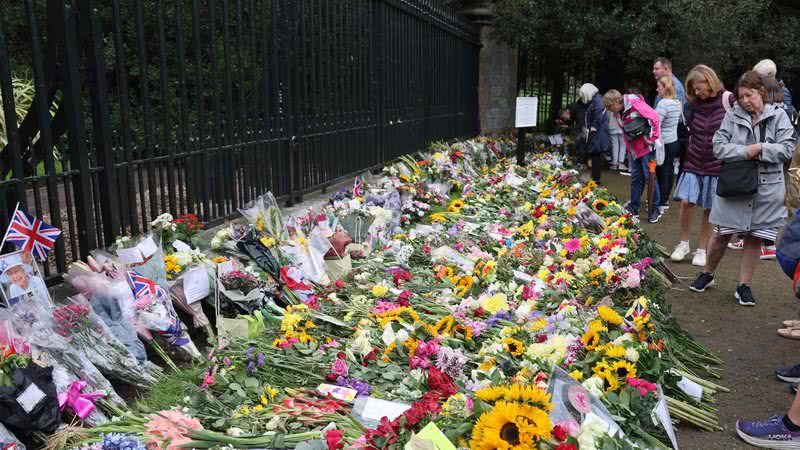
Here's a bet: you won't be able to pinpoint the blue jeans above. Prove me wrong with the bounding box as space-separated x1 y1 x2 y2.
628 152 660 215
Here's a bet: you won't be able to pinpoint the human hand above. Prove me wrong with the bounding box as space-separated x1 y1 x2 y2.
746 144 762 160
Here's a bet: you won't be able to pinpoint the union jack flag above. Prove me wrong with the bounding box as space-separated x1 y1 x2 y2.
4 209 61 261
127 270 168 300
353 177 364 198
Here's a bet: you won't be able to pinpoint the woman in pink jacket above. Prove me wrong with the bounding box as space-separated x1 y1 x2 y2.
603 89 662 223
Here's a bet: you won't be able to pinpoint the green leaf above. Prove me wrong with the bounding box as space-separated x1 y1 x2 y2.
228 383 241 390
244 377 259 388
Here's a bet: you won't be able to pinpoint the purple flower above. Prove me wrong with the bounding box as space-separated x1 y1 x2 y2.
257 352 265 367
348 378 372 396
245 347 255 360
247 361 256 374
436 346 468 379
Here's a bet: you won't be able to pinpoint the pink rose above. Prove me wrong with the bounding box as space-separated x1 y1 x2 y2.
332 358 349 377
555 420 581 437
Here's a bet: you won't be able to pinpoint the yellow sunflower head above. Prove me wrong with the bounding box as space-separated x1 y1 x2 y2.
611 360 638 380
597 369 621 393
581 329 601 351
592 199 609 212
597 306 624 326
602 344 627 359
502 337 525 357
469 401 552 450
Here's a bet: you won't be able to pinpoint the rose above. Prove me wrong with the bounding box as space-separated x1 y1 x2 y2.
331 359 349 377
326 429 344 450
553 425 569 442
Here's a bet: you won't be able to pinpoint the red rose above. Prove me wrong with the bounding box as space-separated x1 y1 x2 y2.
337 352 346 360
326 429 344 450
555 444 577 450
325 373 338 382
335 279 345 289
427 367 458 398
363 350 377 366
553 425 568 442
474 307 485 317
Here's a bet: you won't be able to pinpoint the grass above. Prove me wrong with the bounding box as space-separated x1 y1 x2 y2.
133 366 203 414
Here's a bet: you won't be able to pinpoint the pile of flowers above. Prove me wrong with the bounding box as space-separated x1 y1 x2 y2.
33 136 727 450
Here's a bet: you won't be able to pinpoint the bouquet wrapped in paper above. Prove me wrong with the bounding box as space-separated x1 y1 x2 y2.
165 251 213 333
0 300 126 409
112 233 169 287
52 296 161 386
216 259 272 315
35 352 110 427
128 270 201 360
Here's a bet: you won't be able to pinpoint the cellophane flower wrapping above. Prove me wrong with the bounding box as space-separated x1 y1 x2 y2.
54 295 160 387
65 263 148 362
132 276 200 359
1 298 126 408
0 422 25 449
168 263 212 328
36 352 110 427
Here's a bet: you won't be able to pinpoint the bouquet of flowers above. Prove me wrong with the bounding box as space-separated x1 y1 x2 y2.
151 212 205 251
52 296 161 386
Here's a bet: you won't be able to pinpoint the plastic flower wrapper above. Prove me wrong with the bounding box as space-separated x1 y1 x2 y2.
168 262 213 333
65 262 148 362
36 351 110 427
0 300 126 409
279 227 332 285
112 233 169 288
128 270 201 360
53 295 161 387
239 192 287 243
0 422 25 450
216 259 270 315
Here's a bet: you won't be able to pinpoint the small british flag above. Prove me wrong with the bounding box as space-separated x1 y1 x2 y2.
127 270 168 300
3 208 61 261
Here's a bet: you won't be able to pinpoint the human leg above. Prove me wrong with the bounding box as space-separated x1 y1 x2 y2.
591 153 602 182
628 153 645 214
736 389 800 447
704 231 733 274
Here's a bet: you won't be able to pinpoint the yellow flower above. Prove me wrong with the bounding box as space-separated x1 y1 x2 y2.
470 401 552 450
371 284 389 298
592 199 609 211
253 404 264 413
260 236 277 248
597 369 620 393
597 306 624 326
475 384 553 410
569 370 584 381
588 268 605 278
212 256 228 264
480 293 509 315
561 225 573 234
430 212 448 223
602 345 626 358
581 329 601 351
479 358 496 371
611 360 638 380
502 337 525 356
566 207 577 216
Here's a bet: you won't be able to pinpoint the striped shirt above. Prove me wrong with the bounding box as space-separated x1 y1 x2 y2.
656 98 682 144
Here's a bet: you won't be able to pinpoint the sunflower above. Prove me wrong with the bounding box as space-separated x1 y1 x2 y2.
592 199 609 211
596 369 620 393
597 306 624 326
502 337 525 357
448 199 466 212
581 329 601 351
611 360 638 380
591 359 611 375
476 384 553 411
602 344 627 359
469 401 552 450
588 320 608 333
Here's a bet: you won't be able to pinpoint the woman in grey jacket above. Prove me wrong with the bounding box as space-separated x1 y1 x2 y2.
690 71 795 306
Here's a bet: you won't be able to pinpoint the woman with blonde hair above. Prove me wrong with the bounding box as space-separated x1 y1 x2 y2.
655 75 682 211
670 65 735 267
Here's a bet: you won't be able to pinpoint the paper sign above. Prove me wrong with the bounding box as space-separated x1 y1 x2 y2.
360 397 411 422
218 317 250 338
405 422 456 450
172 239 192 253
515 96 538 128
16 383 46 413
677 376 704 402
183 267 210 304
548 134 564 145
654 386 679 450
217 260 235 276
317 384 358 403
137 235 159 258
116 247 144 265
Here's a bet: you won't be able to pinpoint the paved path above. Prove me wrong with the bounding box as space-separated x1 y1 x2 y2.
599 168 798 449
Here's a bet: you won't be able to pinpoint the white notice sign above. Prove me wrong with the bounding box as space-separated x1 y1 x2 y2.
515 96 538 128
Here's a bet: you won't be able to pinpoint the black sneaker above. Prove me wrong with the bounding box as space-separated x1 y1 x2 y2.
648 207 663 224
736 284 756 306
689 272 715 292
792 383 798 394
777 363 800 383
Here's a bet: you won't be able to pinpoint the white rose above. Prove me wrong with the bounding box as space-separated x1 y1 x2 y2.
395 328 409 343
582 376 605 398
625 347 640 362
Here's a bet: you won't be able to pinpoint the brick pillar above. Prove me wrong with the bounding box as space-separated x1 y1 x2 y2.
471 13 517 134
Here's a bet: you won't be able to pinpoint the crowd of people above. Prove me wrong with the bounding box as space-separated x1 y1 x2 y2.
557 57 800 448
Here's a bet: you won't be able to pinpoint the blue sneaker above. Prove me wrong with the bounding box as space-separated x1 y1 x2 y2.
777 363 800 383
736 415 800 449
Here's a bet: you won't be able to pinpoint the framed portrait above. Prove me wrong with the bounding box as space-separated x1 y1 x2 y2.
0 250 51 307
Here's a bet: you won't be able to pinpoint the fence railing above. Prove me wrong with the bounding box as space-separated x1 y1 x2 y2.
0 0 480 279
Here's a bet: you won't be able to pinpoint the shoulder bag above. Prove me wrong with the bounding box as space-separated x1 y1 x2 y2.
716 121 767 198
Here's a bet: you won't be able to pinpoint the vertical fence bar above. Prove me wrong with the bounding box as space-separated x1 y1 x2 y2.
175 0 191 214
155 0 177 215
133 0 158 225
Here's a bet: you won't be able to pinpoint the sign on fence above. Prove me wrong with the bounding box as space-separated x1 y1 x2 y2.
515 96 538 128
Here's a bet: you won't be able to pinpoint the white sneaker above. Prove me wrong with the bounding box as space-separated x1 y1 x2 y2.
691 251 707 267
671 241 691 262
618 164 628 172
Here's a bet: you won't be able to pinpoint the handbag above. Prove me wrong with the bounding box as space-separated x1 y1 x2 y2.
716 121 768 198
654 138 665 166
622 116 651 141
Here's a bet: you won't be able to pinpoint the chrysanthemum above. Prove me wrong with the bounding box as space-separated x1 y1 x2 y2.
469 401 552 450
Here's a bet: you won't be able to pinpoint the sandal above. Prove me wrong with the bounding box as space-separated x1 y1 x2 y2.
778 328 800 339
783 320 800 328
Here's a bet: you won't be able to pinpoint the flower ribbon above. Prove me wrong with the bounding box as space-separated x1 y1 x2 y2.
58 380 105 420
157 318 189 346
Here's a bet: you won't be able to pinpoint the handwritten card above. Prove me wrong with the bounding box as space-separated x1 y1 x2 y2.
317 384 358 403
360 397 411 422
217 260 235 276
137 235 159 258
116 247 144 265
172 239 192 253
183 267 210 304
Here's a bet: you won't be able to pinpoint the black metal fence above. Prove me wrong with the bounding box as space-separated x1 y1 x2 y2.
0 0 480 279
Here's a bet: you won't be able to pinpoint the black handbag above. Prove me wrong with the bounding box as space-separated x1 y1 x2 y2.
622 116 651 141
716 121 768 198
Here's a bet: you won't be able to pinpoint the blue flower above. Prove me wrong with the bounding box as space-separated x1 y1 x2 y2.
101 433 147 450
